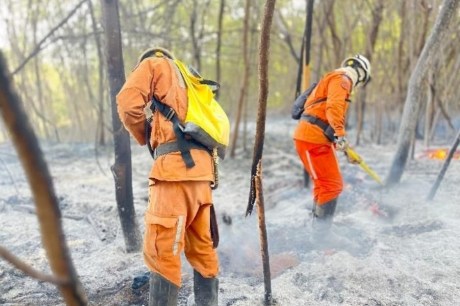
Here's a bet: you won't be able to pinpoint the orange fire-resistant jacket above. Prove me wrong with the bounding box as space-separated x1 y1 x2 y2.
116 55 214 182
293 70 353 144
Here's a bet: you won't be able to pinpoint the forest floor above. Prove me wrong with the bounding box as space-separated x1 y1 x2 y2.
1 117 460 306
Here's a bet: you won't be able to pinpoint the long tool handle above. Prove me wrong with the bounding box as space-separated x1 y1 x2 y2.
346 147 383 185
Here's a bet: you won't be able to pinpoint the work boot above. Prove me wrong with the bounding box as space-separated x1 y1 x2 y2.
311 198 338 243
314 198 337 221
149 272 179 306
194 270 218 306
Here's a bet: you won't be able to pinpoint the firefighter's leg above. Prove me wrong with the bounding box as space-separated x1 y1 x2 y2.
301 144 343 245
294 140 318 213
144 181 187 288
184 183 219 306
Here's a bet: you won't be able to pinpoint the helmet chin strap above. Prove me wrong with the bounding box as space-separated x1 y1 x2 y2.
355 67 363 83
337 67 358 87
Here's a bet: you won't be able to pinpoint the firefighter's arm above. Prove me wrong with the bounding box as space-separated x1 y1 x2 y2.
325 74 351 138
116 60 155 145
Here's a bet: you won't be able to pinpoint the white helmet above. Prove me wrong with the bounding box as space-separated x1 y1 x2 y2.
341 54 371 86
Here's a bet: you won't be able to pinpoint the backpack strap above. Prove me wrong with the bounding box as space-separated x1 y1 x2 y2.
200 79 220 93
301 114 335 142
147 97 196 168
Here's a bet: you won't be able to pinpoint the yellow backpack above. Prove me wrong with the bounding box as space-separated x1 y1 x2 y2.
145 53 229 169
174 59 230 160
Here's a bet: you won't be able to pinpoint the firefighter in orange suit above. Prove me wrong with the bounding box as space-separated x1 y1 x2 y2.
293 54 371 232
117 47 218 306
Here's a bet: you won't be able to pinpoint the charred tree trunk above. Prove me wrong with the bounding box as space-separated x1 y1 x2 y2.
190 0 201 72
0 53 87 305
302 0 314 188
387 0 460 185
101 0 141 252
246 0 276 304
215 0 225 100
89 0 106 146
189 0 211 72
229 0 250 158
424 71 436 147
302 0 314 92
355 0 384 146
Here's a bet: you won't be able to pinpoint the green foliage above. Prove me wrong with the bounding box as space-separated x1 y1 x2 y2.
1 0 458 143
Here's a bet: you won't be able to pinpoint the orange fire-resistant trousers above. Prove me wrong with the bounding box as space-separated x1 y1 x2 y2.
143 180 219 287
294 140 343 205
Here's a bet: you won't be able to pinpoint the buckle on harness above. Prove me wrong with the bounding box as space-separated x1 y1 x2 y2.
165 108 175 121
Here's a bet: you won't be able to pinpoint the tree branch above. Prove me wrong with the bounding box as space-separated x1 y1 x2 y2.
0 245 68 285
10 0 88 76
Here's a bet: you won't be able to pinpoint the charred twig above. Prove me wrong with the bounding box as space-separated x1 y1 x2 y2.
427 130 460 201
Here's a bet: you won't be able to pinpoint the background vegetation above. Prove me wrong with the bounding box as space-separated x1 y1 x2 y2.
1 0 459 147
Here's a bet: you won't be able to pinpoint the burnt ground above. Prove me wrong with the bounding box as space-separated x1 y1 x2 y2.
1 118 460 305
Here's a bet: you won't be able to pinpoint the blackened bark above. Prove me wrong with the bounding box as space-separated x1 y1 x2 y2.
101 0 141 252
246 0 277 304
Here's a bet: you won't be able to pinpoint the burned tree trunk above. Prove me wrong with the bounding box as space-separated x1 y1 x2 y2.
101 0 141 252
229 0 250 158
387 0 460 185
215 0 225 100
355 0 384 146
246 0 277 304
88 0 106 146
0 53 87 305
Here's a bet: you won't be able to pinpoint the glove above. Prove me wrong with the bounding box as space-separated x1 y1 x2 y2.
335 136 349 152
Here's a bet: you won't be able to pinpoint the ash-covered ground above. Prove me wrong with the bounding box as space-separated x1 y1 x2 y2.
1 118 460 305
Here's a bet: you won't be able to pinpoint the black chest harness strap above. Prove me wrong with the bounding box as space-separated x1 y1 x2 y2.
153 140 208 160
301 94 351 142
145 97 209 168
301 114 335 142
